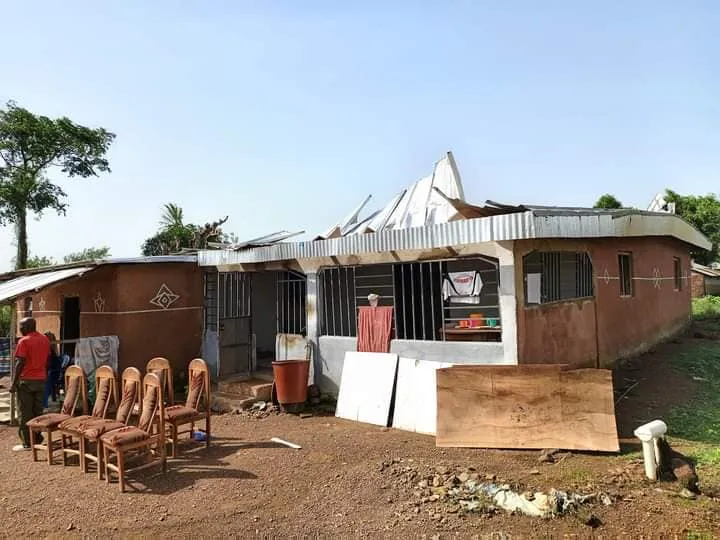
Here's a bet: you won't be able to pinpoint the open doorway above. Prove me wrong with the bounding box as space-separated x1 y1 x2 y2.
60 297 80 359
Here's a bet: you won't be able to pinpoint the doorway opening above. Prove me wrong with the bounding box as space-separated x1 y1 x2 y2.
60 297 80 359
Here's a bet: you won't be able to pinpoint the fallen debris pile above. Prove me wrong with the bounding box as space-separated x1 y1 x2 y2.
380 460 613 525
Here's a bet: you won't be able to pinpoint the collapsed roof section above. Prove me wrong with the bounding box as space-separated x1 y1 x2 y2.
315 151 526 240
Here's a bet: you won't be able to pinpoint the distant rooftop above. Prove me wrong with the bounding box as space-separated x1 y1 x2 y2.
0 255 196 281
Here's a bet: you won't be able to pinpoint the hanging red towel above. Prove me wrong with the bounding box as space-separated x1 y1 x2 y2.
357 306 394 353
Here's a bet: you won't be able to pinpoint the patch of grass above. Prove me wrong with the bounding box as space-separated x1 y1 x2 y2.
686 531 715 540
693 295 720 320
665 343 720 445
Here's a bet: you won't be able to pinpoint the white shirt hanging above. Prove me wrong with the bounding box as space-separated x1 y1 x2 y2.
443 271 483 304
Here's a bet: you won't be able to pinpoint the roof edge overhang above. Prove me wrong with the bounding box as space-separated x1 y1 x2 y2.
0 266 97 304
197 210 712 268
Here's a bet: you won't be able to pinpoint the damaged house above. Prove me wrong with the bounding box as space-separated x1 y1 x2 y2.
198 152 711 393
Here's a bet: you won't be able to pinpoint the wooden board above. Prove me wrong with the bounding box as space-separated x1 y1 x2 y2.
392 358 452 435
335 352 398 427
436 365 619 452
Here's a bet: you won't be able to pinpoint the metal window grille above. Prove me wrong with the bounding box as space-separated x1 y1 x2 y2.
523 251 594 304
277 270 307 335
318 267 357 337
203 271 218 332
618 253 633 297
319 257 502 342
218 271 252 319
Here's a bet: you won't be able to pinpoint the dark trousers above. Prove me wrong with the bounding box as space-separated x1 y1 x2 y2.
18 380 45 447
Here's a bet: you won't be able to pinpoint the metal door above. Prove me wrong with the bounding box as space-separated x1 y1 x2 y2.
218 272 252 377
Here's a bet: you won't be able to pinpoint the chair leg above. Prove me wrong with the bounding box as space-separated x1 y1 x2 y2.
205 417 211 449
171 425 177 459
97 441 104 481
104 446 111 484
30 430 37 462
61 435 68 466
117 450 125 493
47 431 53 465
79 437 86 473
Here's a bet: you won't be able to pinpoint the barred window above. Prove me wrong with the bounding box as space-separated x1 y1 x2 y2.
523 251 594 305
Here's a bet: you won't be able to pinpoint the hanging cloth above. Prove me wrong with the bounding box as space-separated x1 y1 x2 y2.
357 306 394 353
443 271 483 304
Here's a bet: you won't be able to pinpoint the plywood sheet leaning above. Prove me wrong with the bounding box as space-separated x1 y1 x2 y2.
436 365 619 452
335 352 399 427
393 358 453 435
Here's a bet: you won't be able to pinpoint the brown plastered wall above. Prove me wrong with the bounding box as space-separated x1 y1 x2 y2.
14 263 203 376
515 237 691 368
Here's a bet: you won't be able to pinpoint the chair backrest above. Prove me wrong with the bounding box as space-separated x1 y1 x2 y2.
61 366 89 416
138 372 165 435
146 357 174 405
185 358 210 411
116 367 143 423
91 365 118 418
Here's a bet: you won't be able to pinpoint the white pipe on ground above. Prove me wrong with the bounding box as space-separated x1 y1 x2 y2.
633 420 668 480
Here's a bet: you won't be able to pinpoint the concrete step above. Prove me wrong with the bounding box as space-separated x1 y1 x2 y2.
216 377 273 402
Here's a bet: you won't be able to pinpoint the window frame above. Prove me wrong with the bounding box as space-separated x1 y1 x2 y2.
673 257 682 291
618 252 634 297
522 250 595 307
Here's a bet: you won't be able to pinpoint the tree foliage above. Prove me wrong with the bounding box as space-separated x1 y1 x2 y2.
141 203 232 256
10 246 110 269
63 246 110 263
0 101 115 269
664 189 720 265
594 194 623 209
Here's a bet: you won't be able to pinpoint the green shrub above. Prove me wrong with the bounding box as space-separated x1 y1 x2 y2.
692 296 720 320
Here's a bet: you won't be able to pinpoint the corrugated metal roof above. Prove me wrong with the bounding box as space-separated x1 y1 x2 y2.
0 255 196 283
692 262 720 278
0 267 94 303
197 209 712 267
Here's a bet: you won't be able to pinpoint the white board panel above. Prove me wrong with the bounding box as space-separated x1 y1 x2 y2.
391 357 420 432
335 352 398 426
392 359 452 435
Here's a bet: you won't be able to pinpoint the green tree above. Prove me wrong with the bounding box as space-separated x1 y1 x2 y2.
25 254 55 268
0 101 115 269
63 246 110 263
159 202 185 230
594 194 623 209
664 190 720 265
141 204 231 256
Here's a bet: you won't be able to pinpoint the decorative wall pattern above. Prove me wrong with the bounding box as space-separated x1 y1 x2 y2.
94 291 105 313
150 284 180 310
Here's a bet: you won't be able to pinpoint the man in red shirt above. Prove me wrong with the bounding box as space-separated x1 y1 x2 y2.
10 317 51 451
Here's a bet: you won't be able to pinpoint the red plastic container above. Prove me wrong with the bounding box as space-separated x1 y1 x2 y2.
272 359 310 405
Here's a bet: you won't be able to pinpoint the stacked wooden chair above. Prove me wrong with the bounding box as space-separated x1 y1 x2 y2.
101 372 167 492
165 359 211 458
27 366 89 464
25 356 213 493
58 365 118 468
61 367 143 478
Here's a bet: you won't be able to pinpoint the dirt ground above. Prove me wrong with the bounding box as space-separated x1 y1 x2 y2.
1 339 720 538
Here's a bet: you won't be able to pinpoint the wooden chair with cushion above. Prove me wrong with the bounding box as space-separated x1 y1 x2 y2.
146 357 174 406
101 372 167 492
63 367 143 478
165 358 211 458
59 365 118 470
27 366 88 465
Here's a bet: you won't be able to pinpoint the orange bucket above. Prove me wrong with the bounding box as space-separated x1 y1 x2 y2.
272 359 310 405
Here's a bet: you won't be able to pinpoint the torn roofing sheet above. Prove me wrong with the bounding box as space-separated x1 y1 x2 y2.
316 151 507 239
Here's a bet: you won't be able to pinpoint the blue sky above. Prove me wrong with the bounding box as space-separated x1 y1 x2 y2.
0 1 717 270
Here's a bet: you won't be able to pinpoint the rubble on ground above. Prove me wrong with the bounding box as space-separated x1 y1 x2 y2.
379 459 615 524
